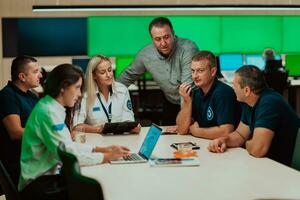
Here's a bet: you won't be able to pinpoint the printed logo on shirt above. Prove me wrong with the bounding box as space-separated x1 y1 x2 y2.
127 99 132 110
93 106 101 112
52 123 65 131
207 106 214 121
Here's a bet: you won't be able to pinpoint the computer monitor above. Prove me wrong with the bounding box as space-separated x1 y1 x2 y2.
219 54 244 71
245 54 281 70
115 56 152 80
285 54 300 77
72 57 90 73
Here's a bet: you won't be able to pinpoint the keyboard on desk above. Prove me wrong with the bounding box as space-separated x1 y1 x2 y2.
110 153 147 164
123 153 143 161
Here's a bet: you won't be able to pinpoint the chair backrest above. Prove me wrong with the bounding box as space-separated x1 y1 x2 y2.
57 142 104 200
292 128 300 171
264 70 288 95
0 161 21 200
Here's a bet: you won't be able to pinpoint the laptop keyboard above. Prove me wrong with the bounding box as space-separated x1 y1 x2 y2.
123 153 142 161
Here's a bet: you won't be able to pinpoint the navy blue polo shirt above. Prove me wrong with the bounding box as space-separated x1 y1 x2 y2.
0 81 39 185
241 88 300 166
192 79 241 128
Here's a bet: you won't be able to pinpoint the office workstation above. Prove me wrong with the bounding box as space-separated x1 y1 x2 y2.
1 1 300 200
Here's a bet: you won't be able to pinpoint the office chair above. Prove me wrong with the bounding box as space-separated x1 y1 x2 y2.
291 128 300 171
264 69 288 95
57 142 104 200
0 160 21 200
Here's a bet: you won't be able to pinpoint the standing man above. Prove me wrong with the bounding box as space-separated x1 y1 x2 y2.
208 65 300 166
176 51 240 139
0 55 42 186
118 17 199 125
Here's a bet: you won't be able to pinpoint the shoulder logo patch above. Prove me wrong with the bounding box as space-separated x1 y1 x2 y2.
127 99 132 110
93 106 100 112
207 106 214 121
52 123 65 131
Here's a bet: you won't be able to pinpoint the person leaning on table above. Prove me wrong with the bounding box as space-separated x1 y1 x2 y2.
18 64 130 200
175 51 241 139
208 65 300 166
117 17 199 125
73 54 140 134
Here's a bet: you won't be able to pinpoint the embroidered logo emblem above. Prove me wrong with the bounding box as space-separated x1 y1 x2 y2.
207 106 214 120
52 123 65 131
93 107 100 112
127 99 132 110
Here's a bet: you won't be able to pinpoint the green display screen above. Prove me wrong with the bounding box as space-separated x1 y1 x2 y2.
221 16 282 54
169 16 221 54
282 16 300 53
285 54 300 76
115 56 152 80
88 16 153 57
88 15 300 57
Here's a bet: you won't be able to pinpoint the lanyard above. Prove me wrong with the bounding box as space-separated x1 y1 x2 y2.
96 93 112 123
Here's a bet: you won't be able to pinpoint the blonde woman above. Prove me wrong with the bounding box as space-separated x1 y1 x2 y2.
73 55 140 134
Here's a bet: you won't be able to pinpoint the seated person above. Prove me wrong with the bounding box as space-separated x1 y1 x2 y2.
263 48 276 62
0 55 42 186
73 54 140 134
19 64 130 200
176 51 241 139
262 48 287 94
208 65 300 166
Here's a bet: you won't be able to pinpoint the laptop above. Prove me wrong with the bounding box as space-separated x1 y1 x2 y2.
110 124 162 164
101 121 139 135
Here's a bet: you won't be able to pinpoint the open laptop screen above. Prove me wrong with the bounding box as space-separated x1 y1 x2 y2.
138 124 162 159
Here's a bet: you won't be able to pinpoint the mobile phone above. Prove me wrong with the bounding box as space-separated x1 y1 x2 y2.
177 80 197 97
170 142 200 150
161 131 178 135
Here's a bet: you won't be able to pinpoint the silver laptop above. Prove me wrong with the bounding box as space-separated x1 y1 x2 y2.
110 124 162 164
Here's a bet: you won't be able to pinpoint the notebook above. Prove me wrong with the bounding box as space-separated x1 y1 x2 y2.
110 124 162 164
101 121 139 135
149 158 200 167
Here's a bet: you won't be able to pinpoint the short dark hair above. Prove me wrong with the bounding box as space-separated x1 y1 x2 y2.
148 17 174 35
192 51 217 69
235 65 267 95
11 55 37 82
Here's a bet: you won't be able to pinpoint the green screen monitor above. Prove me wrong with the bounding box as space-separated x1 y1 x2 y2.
285 55 300 77
221 16 282 54
115 56 152 80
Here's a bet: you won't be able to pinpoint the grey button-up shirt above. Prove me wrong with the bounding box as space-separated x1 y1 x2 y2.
117 37 199 105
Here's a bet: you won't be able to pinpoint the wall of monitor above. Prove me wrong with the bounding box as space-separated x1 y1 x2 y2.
2 15 300 88
2 0 300 87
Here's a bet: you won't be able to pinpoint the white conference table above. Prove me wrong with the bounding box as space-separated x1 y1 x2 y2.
81 127 300 200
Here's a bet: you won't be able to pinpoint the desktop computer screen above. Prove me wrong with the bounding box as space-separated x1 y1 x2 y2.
219 54 244 71
245 54 281 70
72 58 90 73
245 55 265 70
285 54 300 77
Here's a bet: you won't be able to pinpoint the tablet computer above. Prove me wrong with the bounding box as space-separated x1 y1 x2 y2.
101 121 138 135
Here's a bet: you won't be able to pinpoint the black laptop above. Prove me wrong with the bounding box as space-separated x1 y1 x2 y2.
101 121 139 135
